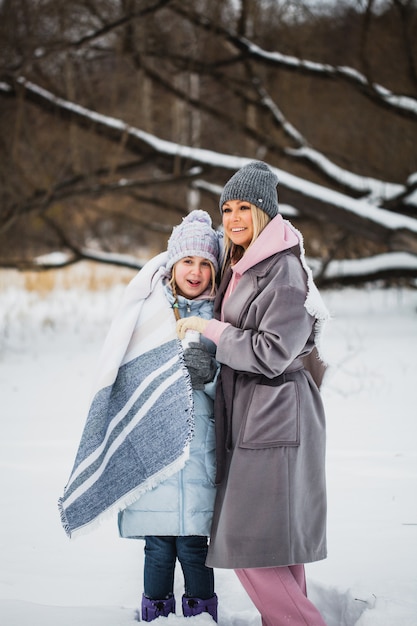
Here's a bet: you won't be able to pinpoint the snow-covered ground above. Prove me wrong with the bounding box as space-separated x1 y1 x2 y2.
0 278 416 626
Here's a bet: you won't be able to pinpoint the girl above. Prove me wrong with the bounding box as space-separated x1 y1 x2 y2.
59 210 220 622
177 162 330 626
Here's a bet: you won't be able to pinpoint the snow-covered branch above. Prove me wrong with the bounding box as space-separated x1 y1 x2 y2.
246 75 408 204
3 76 415 251
23 248 417 288
310 251 417 287
170 4 417 120
238 38 417 119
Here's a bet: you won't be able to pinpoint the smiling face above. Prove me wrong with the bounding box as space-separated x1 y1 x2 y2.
221 199 254 250
173 256 213 298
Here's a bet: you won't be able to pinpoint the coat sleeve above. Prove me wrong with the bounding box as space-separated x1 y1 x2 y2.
216 282 315 378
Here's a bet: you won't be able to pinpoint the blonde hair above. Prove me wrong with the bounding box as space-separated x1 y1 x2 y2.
221 204 271 275
169 259 217 320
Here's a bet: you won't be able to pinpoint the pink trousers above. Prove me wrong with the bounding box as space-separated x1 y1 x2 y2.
235 565 326 626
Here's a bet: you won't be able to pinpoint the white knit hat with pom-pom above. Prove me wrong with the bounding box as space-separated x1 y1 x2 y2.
166 210 220 273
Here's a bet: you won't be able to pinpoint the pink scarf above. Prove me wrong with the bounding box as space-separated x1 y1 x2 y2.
222 214 299 310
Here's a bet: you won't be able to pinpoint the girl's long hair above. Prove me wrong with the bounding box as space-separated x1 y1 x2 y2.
221 204 271 275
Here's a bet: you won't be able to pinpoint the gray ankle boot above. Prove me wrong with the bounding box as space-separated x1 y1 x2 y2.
141 594 175 621
182 594 218 621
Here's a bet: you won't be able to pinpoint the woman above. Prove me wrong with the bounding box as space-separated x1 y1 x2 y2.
177 161 329 626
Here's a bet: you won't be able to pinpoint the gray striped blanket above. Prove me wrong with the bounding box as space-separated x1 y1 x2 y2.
58 252 193 538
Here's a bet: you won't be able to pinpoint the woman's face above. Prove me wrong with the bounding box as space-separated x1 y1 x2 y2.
173 256 212 298
221 200 254 250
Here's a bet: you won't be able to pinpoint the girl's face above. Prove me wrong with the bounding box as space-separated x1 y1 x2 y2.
221 199 254 250
173 256 212 298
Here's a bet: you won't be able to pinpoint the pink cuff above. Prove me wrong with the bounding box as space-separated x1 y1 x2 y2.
203 319 230 346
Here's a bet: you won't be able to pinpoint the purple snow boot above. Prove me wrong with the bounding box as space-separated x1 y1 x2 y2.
141 594 176 621
182 594 218 622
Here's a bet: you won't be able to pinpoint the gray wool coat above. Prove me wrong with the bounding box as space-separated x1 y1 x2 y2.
205 248 327 569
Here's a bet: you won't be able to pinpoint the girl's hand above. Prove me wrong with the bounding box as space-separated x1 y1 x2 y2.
176 316 209 339
183 343 216 389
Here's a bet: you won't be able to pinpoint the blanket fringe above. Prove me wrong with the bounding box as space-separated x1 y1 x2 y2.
60 451 190 540
177 337 196 447
57 497 72 538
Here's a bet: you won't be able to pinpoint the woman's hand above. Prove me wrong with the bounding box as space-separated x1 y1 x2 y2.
176 316 209 339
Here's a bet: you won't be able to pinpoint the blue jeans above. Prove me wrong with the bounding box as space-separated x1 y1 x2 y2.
144 536 214 600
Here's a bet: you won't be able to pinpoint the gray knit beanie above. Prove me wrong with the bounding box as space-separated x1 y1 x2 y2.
219 160 279 218
166 210 220 273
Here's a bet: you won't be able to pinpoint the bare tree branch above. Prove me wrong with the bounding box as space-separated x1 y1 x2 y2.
3 0 174 73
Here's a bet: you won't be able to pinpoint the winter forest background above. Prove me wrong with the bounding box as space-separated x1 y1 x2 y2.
1 0 417 625
1 0 417 279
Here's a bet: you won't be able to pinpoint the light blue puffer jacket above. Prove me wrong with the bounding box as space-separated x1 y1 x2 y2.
118 287 217 538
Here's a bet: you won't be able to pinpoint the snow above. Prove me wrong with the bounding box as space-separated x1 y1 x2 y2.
0 278 416 626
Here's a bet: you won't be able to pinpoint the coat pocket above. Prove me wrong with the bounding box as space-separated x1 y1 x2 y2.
238 380 300 449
